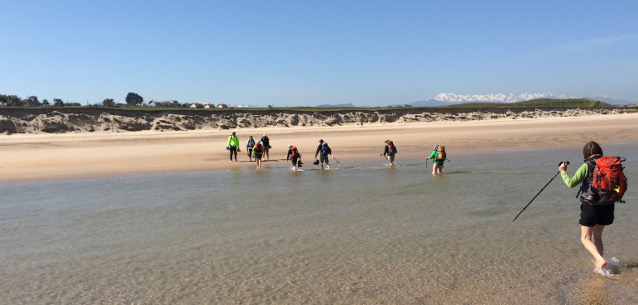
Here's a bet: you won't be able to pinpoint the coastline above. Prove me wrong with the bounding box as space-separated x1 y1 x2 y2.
2 112 638 182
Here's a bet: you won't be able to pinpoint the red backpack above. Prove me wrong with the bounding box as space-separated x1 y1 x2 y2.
580 156 628 205
387 141 397 154
253 143 263 155
290 146 298 158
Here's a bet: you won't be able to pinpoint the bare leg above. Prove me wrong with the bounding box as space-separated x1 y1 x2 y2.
581 225 607 270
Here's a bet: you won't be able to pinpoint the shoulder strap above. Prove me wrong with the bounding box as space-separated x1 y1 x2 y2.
577 157 598 198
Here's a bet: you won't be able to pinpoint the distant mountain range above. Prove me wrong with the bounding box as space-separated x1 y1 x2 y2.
316 103 357 108
408 93 637 107
589 96 637 106
268 93 635 108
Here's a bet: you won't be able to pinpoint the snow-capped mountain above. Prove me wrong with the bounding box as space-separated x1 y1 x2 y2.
410 92 563 107
410 92 637 107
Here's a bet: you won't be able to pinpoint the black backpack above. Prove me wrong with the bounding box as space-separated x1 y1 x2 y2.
321 142 331 155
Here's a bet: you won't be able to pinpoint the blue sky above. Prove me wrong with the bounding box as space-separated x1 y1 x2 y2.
2 0 637 106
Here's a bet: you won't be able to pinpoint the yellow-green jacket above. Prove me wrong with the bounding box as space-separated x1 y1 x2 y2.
227 135 239 147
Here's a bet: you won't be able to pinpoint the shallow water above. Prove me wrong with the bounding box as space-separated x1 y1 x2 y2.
1 143 638 304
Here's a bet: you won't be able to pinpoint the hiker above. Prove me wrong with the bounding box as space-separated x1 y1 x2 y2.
286 145 302 172
246 136 255 162
559 141 623 274
252 141 264 169
426 145 446 174
314 139 331 170
380 140 397 167
226 131 239 162
261 134 271 160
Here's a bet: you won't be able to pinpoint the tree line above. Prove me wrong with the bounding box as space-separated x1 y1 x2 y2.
0 92 144 107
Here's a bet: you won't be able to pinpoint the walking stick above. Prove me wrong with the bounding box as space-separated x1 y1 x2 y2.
513 161 569 222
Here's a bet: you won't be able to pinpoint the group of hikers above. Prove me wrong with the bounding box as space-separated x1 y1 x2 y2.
227 132 271 168
228 132 629 275
226 132 448 174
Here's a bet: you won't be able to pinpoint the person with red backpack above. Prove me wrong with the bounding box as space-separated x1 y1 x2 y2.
559 141 627 274
286 145 302 172
380 140 397 167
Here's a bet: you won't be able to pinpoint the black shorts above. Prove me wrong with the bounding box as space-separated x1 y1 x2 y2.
579 202 614 227
291 157 299 166
320 154 330 164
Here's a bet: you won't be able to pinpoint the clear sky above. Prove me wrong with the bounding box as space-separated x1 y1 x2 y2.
2 0 637 106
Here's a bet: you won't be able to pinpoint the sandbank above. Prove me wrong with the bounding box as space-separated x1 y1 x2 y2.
1 113 637 182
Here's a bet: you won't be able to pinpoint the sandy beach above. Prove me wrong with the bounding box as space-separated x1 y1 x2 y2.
2 112 638 182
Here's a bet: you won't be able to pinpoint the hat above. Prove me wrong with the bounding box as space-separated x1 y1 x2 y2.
289 144 293 148
319 139 324 143
232 131 236 135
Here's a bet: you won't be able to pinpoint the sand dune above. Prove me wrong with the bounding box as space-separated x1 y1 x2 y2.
0 107 633 134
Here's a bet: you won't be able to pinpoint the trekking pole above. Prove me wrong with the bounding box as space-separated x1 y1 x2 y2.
331 155 341 163
425 158 428 170
513 161 569 222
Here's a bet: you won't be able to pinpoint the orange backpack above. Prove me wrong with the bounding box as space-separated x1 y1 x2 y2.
435 145 446 161
580 156 628 205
